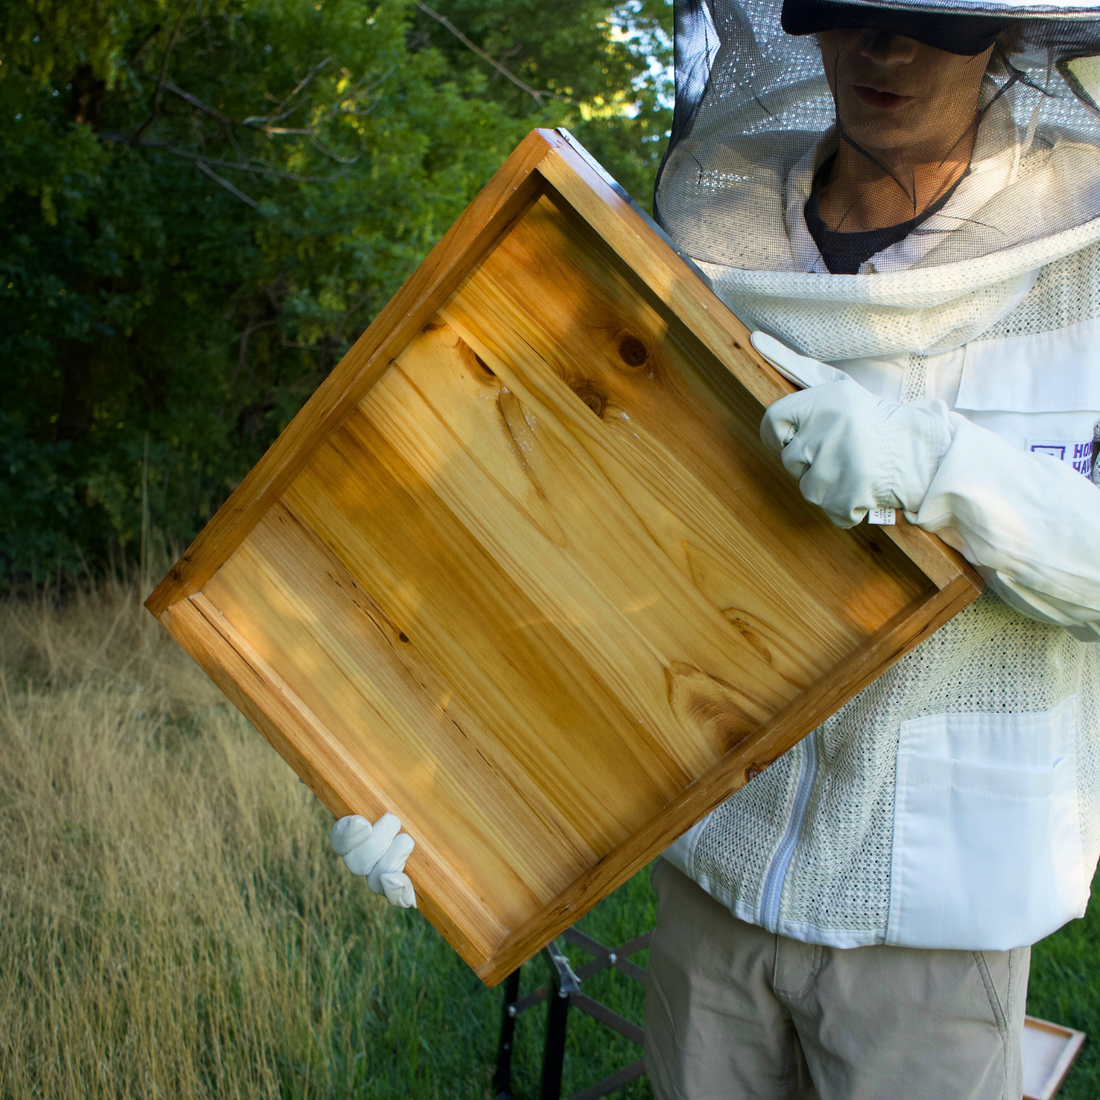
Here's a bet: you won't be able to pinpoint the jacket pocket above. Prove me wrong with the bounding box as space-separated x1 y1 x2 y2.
886 698 1089 951
956 324 1100 476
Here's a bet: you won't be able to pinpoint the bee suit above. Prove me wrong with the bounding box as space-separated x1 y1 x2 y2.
641 1 1100 1096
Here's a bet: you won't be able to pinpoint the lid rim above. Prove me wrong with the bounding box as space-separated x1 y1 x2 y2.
815 0 1100 18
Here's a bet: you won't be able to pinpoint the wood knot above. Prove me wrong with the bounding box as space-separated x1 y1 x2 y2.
724 615 773 665
745 763 767 783
665 661 754 754
453 333 497 384
617 335 648 370
573 383 606 418
466 348 497 383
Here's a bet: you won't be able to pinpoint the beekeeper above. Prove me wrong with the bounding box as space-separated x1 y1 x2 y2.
330 0 1100 1095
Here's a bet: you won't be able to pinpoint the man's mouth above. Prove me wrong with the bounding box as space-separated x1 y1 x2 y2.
851 84 914 110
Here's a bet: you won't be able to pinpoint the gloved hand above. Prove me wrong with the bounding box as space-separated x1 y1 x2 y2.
752 331 956 528
331 812 417 908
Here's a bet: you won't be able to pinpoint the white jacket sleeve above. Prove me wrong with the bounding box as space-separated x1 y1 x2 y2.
912 414 1100 641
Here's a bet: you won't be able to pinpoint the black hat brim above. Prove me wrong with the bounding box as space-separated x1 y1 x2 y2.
781 0 1011 54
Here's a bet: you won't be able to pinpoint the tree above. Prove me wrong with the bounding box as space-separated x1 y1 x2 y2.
0 0 671 585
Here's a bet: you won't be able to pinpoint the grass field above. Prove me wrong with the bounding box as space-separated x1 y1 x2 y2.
1 580 1096 1099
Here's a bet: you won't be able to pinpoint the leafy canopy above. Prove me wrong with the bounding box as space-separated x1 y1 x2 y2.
0 0 671 584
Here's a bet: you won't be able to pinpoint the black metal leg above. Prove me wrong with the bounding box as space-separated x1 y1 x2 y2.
540 984 571 1100
494 968 522 1099
493 928 649 1100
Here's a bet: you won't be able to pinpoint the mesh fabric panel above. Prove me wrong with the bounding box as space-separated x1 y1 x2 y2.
779 593 1096 935
978 237 1100 339
692 739 801 908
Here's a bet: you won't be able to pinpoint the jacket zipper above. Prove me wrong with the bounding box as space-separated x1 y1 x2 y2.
759 733 818 932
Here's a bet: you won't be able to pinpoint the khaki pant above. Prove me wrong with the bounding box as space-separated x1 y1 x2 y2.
644 860 1029 1100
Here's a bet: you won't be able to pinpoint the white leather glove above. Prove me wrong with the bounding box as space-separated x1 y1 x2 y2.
331 813 417 908
752 331 955 528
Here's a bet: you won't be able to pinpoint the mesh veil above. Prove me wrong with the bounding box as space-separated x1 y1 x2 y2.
655 0 1100 358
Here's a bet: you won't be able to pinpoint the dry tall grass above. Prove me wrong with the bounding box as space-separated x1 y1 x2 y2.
0 579 660 1100
0 579 409 1099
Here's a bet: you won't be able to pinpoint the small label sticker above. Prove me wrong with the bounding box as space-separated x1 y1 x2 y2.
1027 437 1094 478
869 508 896 525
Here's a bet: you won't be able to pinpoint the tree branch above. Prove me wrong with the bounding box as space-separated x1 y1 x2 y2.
159 61 389 148
161 79 234 126
129 23 163 67
414 1 570 106
131 0 192 144
99 133 347 184
309 133 363 164
193 158 259 208
161 79 318 136
241 56 332 127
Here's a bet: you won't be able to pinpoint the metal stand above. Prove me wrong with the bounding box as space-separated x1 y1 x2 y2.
493 925 654 1100
494 969 523 1098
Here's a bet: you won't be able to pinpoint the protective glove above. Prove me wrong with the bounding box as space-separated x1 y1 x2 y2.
752 331 955 528
331 812 417 908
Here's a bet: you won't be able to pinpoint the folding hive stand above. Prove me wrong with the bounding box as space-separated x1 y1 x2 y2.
146 127 983 987
494 926 653 1100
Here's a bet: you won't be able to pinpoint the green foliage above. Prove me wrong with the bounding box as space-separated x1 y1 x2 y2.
0 0 672 584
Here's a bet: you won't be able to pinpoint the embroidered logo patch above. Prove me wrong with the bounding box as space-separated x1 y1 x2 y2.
1026 437 1094 478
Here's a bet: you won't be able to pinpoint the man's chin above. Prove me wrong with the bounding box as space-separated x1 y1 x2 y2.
838 117 921 155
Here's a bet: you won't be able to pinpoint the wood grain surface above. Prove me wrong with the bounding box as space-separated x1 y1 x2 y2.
149 129 982 984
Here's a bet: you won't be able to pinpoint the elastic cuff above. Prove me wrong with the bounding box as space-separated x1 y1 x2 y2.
891 403 956 512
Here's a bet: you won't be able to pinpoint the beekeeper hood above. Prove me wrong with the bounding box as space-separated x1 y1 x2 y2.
656 0 1100 359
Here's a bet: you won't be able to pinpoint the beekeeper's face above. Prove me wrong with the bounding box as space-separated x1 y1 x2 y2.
818 29 994 154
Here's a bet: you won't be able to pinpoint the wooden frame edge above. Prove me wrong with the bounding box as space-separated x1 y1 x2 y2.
159 596 353 814
535 133 787 409
475 572 979 985
1023 1015 1087 1100
157 593 494 973
878 516 983 593
536 132 982 602
146 128 560 618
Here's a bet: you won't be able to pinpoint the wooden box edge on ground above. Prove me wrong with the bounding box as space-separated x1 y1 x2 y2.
147 128 983 986
1023 1016 1087 1100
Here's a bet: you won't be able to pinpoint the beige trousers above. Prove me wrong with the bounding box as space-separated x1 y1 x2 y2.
644 860 1029 1100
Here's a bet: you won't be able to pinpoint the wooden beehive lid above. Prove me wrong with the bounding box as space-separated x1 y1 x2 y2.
1023 1016 1087 1100
147 128 982 986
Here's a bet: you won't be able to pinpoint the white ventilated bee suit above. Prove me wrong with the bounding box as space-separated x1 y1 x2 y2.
642 1 1100 1096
